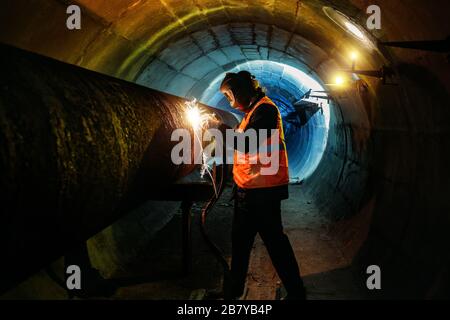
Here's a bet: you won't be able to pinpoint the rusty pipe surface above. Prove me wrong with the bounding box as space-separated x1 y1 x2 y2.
0 44 236 292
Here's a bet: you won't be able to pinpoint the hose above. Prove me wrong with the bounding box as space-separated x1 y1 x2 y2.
199 126 233 299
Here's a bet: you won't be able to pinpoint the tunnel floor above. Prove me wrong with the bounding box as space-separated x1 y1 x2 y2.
101 184 368 300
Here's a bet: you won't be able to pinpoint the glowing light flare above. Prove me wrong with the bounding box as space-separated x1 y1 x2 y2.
185 105 202 130
344 21 365 40
350 51 358 61
184 98 217 131
323 7 376 49
183 98 219 197
335 75 344 86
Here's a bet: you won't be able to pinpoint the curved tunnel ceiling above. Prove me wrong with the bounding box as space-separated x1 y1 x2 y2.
1 0 450 299
130 13 374 180
112 1 384 82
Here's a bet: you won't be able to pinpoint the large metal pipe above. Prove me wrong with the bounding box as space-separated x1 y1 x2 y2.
0 44 235 292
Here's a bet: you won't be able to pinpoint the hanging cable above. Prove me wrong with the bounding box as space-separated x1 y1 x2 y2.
198 125 233 300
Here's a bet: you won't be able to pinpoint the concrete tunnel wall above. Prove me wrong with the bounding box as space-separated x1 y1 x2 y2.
0 0 450 298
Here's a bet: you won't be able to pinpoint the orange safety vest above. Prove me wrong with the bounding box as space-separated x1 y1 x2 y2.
233 96 289 189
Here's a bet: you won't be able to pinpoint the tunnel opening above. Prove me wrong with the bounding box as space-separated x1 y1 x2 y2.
1 0 450 301
199 60 331 181
1 1 381 299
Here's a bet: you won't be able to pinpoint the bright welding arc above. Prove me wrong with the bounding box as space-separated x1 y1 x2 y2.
184 98 219 198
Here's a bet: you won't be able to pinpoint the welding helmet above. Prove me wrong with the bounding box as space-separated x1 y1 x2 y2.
220 73 242 111
220 71 263 112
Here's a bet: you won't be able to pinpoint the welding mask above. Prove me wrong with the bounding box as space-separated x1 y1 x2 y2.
220 73 247 112
221 87 239 110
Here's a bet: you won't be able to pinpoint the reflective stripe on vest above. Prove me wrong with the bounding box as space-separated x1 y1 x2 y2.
233 96 289 189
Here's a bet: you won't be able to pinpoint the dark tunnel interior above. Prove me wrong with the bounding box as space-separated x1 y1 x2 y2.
0 0 450 300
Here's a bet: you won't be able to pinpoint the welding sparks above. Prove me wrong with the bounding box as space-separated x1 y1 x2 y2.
184 98 217 131
185 102 202 131
184 98 219 197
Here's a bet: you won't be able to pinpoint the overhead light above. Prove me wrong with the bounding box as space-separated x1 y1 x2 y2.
185 105 202 130
350 51 359 61
344 22 365 41
335 75 344 86
324 74 346 87
350 51 358 70
323 6 375 49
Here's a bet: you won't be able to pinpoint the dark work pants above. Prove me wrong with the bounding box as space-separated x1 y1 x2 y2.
230 194 305 298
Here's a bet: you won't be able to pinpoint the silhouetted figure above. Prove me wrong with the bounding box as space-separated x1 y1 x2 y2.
220 71 306 300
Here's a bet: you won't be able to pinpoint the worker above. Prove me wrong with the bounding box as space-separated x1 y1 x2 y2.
220 71 306 300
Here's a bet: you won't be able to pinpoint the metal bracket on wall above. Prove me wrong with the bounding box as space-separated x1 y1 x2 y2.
380 37 450 63
380 37 450 53
341 66 398 86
